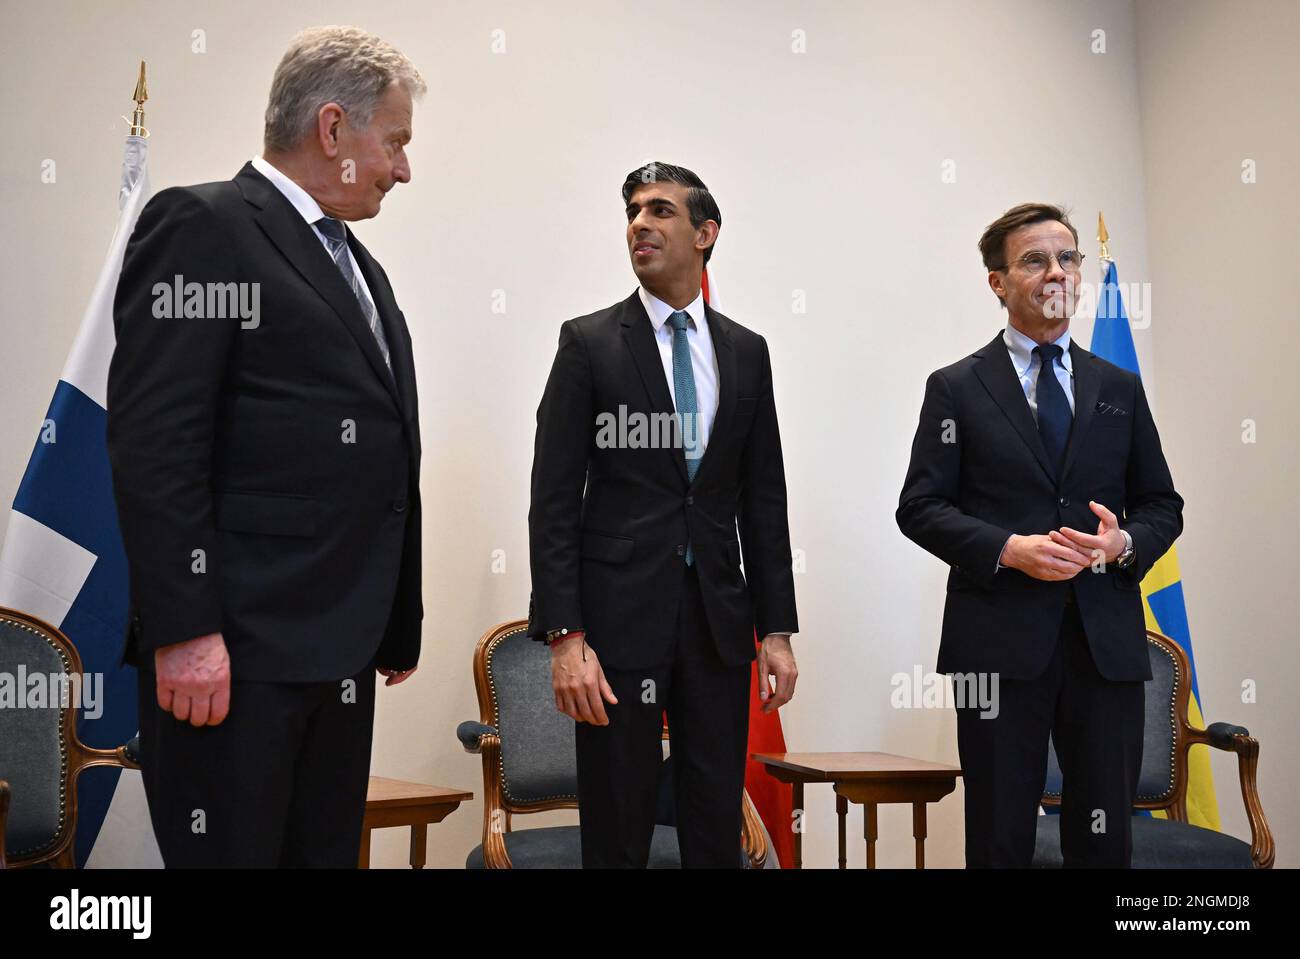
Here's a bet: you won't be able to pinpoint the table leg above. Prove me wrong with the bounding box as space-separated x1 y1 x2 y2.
912 802 927 869
864 803 878 869
358 827 372 869
837 794 848 869
790 781 803 869
409 822 428 869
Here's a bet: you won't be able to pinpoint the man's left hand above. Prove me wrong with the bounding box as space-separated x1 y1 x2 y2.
1052 500 1125 566
377 666 417 686
757 634 797 714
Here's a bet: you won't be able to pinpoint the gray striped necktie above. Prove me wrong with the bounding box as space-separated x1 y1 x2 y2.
314 216 392 371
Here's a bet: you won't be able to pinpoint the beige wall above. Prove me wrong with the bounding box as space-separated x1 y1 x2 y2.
1134 0 1300 867
0 0 1292 867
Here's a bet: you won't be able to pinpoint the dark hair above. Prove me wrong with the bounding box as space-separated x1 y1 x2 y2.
621 162 722 266
978 202 1079 305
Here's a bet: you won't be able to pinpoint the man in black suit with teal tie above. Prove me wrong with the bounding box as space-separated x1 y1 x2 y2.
897 203 1183 867
528 162 800 867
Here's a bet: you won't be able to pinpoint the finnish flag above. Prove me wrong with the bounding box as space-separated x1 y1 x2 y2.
0 135 162 867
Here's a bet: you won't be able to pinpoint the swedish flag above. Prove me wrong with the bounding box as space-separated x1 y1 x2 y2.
1091 256 1220 830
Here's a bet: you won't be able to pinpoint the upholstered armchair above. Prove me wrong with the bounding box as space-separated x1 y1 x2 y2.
1035 628 1273 868
458 619 767 868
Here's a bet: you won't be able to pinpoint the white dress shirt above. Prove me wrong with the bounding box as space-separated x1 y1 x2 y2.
637 286 720 453
250 155 377 308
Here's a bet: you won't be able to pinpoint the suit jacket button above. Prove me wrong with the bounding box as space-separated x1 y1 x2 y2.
1059 496 1069 507
393 499 407 513
675 545 685 556
685 496 694 506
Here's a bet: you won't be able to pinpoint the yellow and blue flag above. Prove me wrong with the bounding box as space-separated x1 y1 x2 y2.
1091 257 1220 830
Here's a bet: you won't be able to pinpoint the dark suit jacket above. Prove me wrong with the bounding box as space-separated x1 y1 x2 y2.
527 291 798 669
107 162 422 682
896 330 1183 682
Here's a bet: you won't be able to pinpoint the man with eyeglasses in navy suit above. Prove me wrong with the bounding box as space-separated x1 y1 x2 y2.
897 203 1183 867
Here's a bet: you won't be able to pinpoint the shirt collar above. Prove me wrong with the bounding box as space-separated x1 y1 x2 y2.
1004 321 1073 377
251 155 328 227
638 286 707 335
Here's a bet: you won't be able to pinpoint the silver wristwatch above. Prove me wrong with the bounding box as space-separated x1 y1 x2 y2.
1115 528 1136 569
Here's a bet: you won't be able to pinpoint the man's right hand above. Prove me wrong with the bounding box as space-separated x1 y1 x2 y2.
1000 533 1091 582
154 632 231 726
550 634 618 725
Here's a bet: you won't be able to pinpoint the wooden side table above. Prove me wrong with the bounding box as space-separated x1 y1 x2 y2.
752 752 961 869
360 777 473 869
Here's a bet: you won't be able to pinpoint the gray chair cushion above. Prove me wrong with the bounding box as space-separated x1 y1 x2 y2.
1032 815 1253 868
0 616 72 858
465 824 683 869
486 629 578 804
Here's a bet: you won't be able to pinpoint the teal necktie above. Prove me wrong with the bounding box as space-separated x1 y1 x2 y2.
668 311 699 565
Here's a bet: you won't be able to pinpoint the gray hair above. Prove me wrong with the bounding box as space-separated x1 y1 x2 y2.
263 25 426 152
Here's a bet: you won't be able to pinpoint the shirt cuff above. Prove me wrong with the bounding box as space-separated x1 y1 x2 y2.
995 534 1014 573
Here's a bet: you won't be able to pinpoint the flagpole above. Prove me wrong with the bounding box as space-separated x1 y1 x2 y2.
1097 210 1111 265
124 60 148 138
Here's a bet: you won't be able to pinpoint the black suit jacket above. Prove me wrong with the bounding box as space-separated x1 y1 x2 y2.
107 163 422 682
896 330 1183 682
527 291 798 669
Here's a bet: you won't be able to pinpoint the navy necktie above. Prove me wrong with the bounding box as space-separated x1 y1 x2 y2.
1033 343 1071 473
668 311 699 565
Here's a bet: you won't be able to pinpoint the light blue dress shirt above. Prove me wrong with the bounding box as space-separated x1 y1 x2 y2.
1004 321 1075 419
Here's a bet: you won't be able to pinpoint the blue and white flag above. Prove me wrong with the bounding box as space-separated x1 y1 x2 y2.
0 134 162 866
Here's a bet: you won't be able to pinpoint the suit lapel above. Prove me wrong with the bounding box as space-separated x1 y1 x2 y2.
234 163 401 411
1059 341 1101 484
973 330 1057 482
349 235 414 419
690 303 734 488
620 291 689 485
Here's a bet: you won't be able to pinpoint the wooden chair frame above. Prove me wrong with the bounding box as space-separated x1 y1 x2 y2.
0 606 140 869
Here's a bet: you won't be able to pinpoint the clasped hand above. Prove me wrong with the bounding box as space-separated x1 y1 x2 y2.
999 500 1125 582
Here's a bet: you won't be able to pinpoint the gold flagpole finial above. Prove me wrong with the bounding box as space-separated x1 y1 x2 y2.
1097 210 1111 262
126 60 149 137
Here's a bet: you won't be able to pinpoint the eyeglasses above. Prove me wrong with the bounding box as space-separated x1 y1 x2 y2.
1005 249 1086 274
